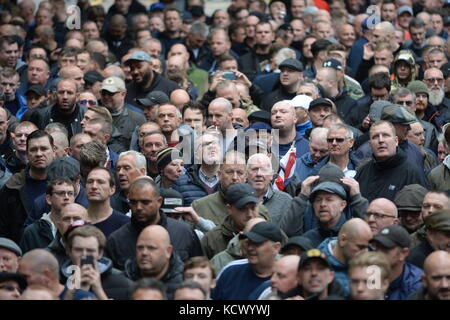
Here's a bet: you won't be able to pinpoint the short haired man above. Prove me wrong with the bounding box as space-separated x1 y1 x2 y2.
124 51 179 106
19 177 75 253
428 125 450 191
69 133 93 161
0 130 56 242
105 178 203 270
317 218 373 297
0 237 22 273
28 79 86 139
348 251 391 300
136 91 170 122
211 221 283 300
0 68 27 119
4 121 38 174
372 224 423 300
123 225 184 299
394 184 428 234
130 278 166 300
296 127 329 181
408 250 450 300
365 198 400 236
201 183 265 259
85 167 129 237
173 132 221 206
355 120 429 202
183 256 217 299
408 210 450 269
114 151 147 213
61 224 132 300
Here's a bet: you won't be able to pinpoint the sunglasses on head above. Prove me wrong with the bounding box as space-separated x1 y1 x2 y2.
80 99 97 106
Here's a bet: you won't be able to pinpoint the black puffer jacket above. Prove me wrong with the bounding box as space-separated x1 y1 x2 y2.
124 253 184 300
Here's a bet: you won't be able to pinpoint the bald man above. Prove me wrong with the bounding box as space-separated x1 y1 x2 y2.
409 250 450 300
170 89 190 111
48 203 89 266
365 198 400 236
19 249 95 300
59 66 85 92
124 225 183 300
318 218 373 296
254 254 301 299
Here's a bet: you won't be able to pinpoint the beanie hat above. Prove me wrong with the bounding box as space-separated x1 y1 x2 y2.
156 148 181 173
407 81 429 97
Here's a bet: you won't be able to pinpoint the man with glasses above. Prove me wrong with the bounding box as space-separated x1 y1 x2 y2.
365 198 399 236
19 177 76 253
101 77 146 148
423 67 450 123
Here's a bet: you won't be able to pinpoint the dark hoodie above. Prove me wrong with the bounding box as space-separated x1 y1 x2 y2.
124 253 184 300
61 256 132 300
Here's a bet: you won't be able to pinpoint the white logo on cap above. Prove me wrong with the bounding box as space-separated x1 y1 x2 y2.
381 228 389 235
105 78 114 84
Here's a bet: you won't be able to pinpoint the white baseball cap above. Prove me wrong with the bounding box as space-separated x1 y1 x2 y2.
290 95 313 110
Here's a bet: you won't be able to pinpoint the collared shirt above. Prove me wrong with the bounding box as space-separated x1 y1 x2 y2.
198 167 219 188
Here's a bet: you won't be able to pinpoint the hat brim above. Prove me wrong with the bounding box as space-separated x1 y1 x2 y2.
0 273 27 290
101 85 120 93
372 235 398 249
136 98 156 107
233 196 258 209
239 231 270 244
161 208 182 215
299 256 330 269
125 58 149 66
310 182 347 200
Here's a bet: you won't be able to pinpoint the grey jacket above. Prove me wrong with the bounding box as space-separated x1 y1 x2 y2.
261 186 293 227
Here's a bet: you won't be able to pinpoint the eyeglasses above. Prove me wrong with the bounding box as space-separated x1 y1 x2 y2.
0 284 21 293
365 212 396 220
52 191 75 197
327 138 346 143
396 100 413 106
424 77 444 83
80 99 97 106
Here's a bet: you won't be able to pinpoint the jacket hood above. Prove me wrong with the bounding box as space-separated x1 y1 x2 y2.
225 234 244 259
221 214 238 238
5 169 26 190
124 252 184 282
393 50 416 86
61 256 113 278
317 237 348 271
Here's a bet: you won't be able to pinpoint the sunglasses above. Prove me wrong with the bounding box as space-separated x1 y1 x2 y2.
80 99 97 106
327 138 346 143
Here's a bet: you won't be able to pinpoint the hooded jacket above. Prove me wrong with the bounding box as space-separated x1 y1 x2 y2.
302 213 348 248
317 237 350 297
427 155 450 192
210 234 243 274
201 215 240 260
391 50 417 94
355 148 429 202
19 213 54 253
124 253 184 300
61 256 132 300
280 163 369 237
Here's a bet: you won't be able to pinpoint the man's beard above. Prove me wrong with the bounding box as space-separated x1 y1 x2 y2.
136 70 151 88
429 86 445 106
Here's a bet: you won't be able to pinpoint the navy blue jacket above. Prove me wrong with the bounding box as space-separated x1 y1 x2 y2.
172 165 218 207
386 263 423 300
347 36 369 73
302 213 348 248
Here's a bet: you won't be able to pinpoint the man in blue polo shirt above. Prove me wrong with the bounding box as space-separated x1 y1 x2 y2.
211 221 282 300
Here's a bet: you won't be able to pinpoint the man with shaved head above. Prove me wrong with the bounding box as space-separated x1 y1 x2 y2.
409 250 450 300
19 248 95 300
124 225 183 299
318 218 373 296
28 79 86 139
105 178 203 270
170 89 191 111
365 198 400 236
59 66 85 92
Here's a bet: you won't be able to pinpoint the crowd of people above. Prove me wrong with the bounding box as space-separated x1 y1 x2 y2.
0 0 450 301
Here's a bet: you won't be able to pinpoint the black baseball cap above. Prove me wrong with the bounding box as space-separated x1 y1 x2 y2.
280 236 314 254
84 70 104 85
26 84 46 97
47 156 80 181
136 91 169 108
0 272 27 291
239 222 283 243
323 58 343 71
372 225 411 249
226 183 258 209
248 110 271 125
309 98 333 110
279 58 304 72
299 249 331 269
